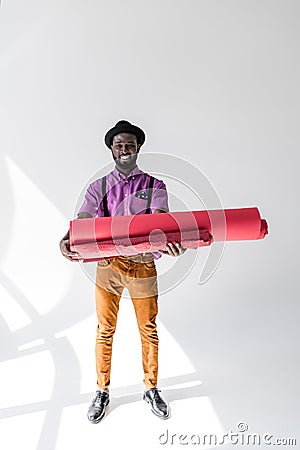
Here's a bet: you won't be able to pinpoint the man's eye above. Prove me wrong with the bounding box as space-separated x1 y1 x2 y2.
114 144 135 150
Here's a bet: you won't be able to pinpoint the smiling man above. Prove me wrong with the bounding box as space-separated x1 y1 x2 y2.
60 120 185 423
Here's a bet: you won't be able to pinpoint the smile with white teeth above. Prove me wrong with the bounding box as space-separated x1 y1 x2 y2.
120 155 131 161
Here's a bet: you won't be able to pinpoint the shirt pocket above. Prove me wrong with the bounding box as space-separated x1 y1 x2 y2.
131 196 149 214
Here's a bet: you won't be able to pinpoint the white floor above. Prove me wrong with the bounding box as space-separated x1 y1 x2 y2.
0 260 299 450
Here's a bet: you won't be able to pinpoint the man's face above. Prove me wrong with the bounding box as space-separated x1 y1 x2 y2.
111 133 141 172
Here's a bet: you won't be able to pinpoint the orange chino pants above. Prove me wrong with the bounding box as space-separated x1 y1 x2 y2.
95 254 159 390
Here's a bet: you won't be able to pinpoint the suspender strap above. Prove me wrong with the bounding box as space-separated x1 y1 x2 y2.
145 176 154 214
102 176 109 217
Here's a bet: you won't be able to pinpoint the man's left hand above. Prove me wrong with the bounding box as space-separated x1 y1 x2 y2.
159 242 186 257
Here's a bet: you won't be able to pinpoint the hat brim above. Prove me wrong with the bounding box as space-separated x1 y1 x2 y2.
104 123 146 148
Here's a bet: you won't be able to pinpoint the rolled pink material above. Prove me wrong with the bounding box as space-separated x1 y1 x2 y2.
69 207 268 262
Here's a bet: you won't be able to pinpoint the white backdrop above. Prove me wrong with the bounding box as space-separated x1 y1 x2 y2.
1 1 299 449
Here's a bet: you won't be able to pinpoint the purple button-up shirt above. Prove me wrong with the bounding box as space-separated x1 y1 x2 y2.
78 165 169 258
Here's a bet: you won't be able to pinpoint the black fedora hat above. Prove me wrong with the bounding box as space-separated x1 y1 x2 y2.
104 120 146 148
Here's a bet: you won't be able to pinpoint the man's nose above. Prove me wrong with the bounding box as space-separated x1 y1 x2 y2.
120 145 130 153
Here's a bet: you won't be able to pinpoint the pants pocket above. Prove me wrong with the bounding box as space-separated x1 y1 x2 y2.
97 258 111 267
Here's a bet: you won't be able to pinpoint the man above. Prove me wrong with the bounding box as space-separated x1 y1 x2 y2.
60 120 185 423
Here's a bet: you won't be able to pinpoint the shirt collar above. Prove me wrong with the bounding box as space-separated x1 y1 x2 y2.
112 164 143 180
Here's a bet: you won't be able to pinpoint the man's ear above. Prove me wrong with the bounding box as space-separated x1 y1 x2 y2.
110 146 115 159
137 144 141 153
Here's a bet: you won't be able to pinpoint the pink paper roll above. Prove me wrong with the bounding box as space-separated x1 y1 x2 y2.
69 207 268 262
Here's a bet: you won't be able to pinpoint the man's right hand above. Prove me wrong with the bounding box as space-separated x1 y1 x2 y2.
59 238 83 262
59 212 92 262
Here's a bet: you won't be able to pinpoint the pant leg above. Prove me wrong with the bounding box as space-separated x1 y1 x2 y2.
131 294 159 388
95 261 124 389
128 260 159 389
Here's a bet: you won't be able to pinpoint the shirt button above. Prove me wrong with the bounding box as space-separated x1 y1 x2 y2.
125 194 128 196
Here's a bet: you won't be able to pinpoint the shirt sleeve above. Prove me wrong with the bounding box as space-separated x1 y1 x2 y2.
150 179 169 213
77 183 100 218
